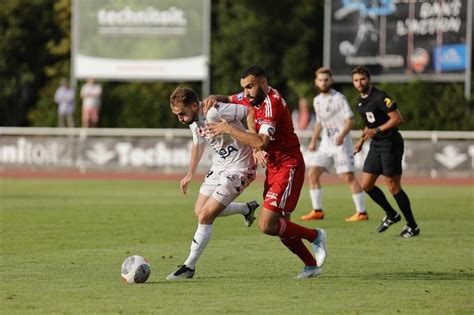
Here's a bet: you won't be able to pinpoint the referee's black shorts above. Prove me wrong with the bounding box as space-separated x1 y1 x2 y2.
363 137 404 177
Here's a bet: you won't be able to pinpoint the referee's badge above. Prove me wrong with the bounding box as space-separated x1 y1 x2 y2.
384 97 394 108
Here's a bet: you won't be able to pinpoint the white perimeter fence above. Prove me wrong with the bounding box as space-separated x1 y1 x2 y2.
0 128 473 178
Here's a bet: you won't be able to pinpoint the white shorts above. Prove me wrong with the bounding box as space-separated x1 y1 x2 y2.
307 139 355 174
199 165 256 206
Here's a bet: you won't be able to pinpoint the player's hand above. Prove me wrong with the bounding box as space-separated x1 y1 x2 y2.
206 118 230 136
180 173 193 194
361 127 376 140
335 135 344 146
202 95 219 114
308 139 317 151
353 141 363 155
353 130 366 155
253 150 268 168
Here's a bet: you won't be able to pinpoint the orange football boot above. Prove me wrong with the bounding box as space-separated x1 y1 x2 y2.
300 210 325 221
345 212 369 222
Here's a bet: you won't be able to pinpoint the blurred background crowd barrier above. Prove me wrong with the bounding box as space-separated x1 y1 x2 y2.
0 128 472 178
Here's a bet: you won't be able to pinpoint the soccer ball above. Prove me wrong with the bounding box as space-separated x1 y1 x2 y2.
121 255 151 284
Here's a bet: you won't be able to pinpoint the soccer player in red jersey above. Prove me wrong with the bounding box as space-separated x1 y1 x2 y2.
205 65 327 278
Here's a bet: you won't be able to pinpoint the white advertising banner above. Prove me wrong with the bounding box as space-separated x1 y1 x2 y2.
73 0 210 80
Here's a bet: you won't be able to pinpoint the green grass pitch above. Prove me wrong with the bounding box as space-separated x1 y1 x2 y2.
0 178 473 313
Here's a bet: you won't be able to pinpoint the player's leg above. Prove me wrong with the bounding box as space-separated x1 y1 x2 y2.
259 208 319 265
361 149 400 232
214 170 259 226
340 172 368 221
260 163 327 274
381 149 419 237
301 151 332 220
333 144 367 221
362 170 401 232
301 166 326 220
167 194 225 280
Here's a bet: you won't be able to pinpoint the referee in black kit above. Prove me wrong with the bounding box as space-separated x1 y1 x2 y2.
351 66 419 238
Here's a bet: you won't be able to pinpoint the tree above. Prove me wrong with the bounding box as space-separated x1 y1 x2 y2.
0 0 68 126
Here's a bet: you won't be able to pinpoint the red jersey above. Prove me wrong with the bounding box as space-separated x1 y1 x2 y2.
231 87 303 167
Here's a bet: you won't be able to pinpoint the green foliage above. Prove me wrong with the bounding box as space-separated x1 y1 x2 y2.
0 0 472 130
211 0 324 108
1 179 473 313
0 0 67 126
340 81 473 131
99 81 201 128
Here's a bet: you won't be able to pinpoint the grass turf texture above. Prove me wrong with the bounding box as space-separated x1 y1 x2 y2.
0 178 473 313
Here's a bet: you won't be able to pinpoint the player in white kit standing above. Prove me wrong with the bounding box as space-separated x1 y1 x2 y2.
167 87 258 280
301 67 367 222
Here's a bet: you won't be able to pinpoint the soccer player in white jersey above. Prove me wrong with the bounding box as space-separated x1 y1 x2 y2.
167 87 258 280
300 67 368 222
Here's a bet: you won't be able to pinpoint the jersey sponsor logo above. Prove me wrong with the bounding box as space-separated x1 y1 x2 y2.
384 97 394 108
217 145 238 159
268 127 275 137
365 112 376 123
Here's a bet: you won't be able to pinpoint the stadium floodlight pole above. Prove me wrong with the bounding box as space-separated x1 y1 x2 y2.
465 0 472 101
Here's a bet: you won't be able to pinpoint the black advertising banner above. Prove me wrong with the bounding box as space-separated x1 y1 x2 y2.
326 0 471 82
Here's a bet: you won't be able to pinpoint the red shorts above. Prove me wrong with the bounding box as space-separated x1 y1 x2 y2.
263 159 305 213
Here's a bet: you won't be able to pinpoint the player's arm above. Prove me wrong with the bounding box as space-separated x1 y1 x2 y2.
202 95 232 114
336 117 355 146
363 109 402 139
180 142 205 195
206 118 270 151
353 131 365 155
308 122 322 151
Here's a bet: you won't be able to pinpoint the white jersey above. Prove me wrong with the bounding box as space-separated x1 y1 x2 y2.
313 89 353 148
189 102 255 170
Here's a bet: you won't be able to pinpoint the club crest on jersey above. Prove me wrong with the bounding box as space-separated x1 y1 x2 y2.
268 127 275 137
237 92 244 101
384 97 394 108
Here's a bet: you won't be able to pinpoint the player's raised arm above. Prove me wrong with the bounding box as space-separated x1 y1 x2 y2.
202 95 231 114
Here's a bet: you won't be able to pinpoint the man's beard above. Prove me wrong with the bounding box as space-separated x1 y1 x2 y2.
361 85 371 94
249 87 265 107
319 86 331 93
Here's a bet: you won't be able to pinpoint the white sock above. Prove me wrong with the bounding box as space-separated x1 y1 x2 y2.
184 224 213 269
352 192 366 213
218 202 249 217
309 189 323 210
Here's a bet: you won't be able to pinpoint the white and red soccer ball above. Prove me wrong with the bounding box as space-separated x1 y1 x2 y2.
121 255 151 284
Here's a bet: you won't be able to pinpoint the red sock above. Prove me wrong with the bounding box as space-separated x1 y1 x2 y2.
280 237 317 266
277 218 317 242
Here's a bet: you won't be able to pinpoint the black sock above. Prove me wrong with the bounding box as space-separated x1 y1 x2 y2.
393 190 417 228
366 186 398 218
